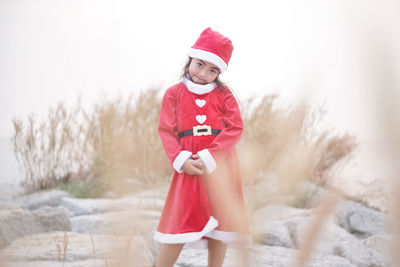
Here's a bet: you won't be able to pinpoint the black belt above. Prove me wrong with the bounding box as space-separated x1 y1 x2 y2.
178 125 221 138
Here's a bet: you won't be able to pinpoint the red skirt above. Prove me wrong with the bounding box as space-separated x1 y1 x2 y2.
154 152 249 248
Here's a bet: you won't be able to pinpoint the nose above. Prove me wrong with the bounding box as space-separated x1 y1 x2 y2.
198 68 207 78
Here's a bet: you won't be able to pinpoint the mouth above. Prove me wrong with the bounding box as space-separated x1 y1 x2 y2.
193 76 207 84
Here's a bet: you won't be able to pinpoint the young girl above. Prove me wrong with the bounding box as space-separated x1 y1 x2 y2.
154 27 249 267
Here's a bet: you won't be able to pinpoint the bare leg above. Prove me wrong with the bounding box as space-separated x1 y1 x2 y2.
235 239 250 267
208 238 227 267
155 243 184 267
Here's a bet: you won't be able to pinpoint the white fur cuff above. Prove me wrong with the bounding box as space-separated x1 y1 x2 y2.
197 149 217 174
173 150 192 173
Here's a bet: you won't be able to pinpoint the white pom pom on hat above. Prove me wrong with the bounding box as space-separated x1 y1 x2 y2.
188 27 233 73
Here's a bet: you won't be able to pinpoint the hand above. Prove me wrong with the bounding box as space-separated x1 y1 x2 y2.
182 154 205 176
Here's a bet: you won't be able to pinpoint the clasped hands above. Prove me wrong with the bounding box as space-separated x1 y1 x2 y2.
182 154 206 176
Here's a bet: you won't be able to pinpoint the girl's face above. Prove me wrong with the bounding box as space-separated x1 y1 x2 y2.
188 58 220 85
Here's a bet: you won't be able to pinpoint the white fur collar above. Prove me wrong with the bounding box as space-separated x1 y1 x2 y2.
183 74 217 95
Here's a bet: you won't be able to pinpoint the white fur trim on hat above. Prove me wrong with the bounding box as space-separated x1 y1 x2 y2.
188 48 228 73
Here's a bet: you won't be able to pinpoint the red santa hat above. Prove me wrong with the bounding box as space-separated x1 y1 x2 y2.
188 27 233 73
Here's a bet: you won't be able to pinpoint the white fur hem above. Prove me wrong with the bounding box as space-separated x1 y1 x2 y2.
197 149 217 174
154 216 218 244
188 48 228 73
188 230 252 249
173 150 192 173
205 230 251 244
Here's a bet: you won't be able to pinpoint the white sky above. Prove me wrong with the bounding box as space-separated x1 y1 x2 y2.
0 0 399 140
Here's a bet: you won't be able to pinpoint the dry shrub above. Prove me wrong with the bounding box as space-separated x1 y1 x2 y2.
238 95 356 213
12 88 170 195
85 89 171 193
12 100 90 192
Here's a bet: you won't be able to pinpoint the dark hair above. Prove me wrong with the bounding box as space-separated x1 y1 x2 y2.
180 57 229 92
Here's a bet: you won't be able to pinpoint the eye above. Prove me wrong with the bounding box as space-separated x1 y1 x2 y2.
210 69 216 74
196 62 203 68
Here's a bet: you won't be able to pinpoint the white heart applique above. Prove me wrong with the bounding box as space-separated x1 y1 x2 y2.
195 99 206 108
196 115 206 124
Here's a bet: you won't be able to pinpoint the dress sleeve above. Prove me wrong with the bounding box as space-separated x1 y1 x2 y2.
158 88 192 173
197 92 243 173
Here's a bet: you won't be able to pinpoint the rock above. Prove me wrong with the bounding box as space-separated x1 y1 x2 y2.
251 244 355 267
14 189 69 210
333 240 390 267
249 245 296 267
71 210 160 236
176 245 251 267
175 246 208 267
60 197 114 216
0 202 21 210
363 235 392 256
290 215 353 255
31 206 71 232
0 207 70 249
252 203 373 255
118 196 165 212
335 200 388 238
293 180 328 209
0 259 112 267
61 195 165 216
132 186 168 200
176 244 356 267
0 231 155 266
305 254 356 267
232 193 392 266
251 204 312 248
2 182 391 267
252 220 294 248
290 213 392 267
252 204 311 222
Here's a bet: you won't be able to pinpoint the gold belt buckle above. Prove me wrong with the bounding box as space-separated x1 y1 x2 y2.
193 125 212 136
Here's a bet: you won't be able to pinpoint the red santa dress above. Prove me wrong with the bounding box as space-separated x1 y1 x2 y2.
153 75 249 248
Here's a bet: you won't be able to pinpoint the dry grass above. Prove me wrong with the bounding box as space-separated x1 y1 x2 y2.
84 89 171 194
12 88 170 196
55 231 69 266
12 100 90 192
239 96 356 214
12 88 355 197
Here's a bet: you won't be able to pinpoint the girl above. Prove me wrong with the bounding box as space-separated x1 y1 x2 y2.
154 27 249 267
